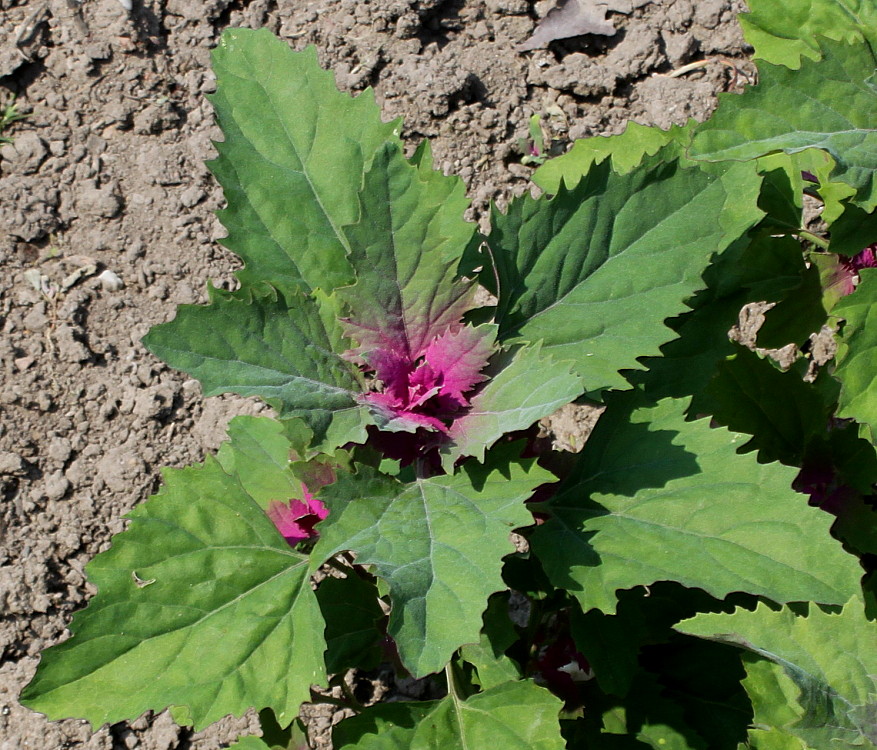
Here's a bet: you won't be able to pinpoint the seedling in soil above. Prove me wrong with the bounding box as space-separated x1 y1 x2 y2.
20 6 877 748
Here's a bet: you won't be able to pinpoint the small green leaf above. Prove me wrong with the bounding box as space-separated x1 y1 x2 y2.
827 201 877 256
677 597 877 748
20 457 326 730
333 680 564 750
485 157 764 395
531 395 862 614
460 593 522 690
216 416 302 509
228 738 276 750
142 288 370 450
313 446 554 676
689 40 877 210
210 28 400 295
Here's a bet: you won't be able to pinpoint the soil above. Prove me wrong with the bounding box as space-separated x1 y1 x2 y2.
0 0 750 747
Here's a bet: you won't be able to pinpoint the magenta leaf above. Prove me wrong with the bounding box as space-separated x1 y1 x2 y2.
358 325 497 437
267 483 330 546
422 325 496 409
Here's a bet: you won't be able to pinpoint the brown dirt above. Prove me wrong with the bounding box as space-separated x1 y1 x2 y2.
0 0 748 747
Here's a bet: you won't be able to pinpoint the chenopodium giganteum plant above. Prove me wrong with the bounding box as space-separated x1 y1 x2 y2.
20 3 877 746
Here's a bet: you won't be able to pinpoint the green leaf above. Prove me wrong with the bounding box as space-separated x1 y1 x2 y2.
333 679 564 750
484 157 764 395
834 268 877 441
827 201 877 256
755 153 806 233
756 262 828 348
338 141 477 362
230 713 310 750
228 738 276 750
210 28 399 295
460 593 522 691
444 343 583 467
677 598 877 748
742 658 810 748
702 347 831 465
630 231 807 408
739 0 877 68
313 446 553 676
689 40 877 210
530 395 862 614
532 120 695 193
142 288 370 450
216 416 303 509
20 456 326 730
316 573 385 674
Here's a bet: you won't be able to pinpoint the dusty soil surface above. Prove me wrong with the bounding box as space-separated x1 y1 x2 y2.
0 0 748 747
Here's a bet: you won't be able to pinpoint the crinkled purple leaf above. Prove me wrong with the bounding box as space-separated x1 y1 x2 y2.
266 484 329 546
421 324 496 408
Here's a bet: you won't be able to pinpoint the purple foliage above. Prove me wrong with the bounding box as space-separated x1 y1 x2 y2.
828 243 877 297
354 324 496 463
267 483 330 546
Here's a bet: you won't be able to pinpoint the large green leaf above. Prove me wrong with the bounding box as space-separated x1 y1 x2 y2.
702 347 832 466
19 456 326 730
483 157 763 394
689 40 877 210
677 598 877 748
333 679 564 750
530 395 862 614
210 28 399 295
739 0 877 68
834 268 877 441
444 343 583 467
532 120 694 193
629 231 807 408
142 288 370 450
338 141 477 363
312 446 553 676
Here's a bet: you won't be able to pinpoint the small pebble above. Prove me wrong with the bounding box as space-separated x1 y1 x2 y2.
0 451 25 476
98 269 124 291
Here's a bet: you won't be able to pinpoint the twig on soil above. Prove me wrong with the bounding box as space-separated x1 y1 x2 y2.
658 57 756 88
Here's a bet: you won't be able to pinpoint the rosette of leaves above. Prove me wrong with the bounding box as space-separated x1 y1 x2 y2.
19 20 877 750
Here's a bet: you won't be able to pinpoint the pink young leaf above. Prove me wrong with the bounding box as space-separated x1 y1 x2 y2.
421 324 497 408
359 391 449 434
267 483 329 546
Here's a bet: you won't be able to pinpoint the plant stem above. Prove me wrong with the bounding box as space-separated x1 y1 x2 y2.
444 661 461 702
796 229 830 250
